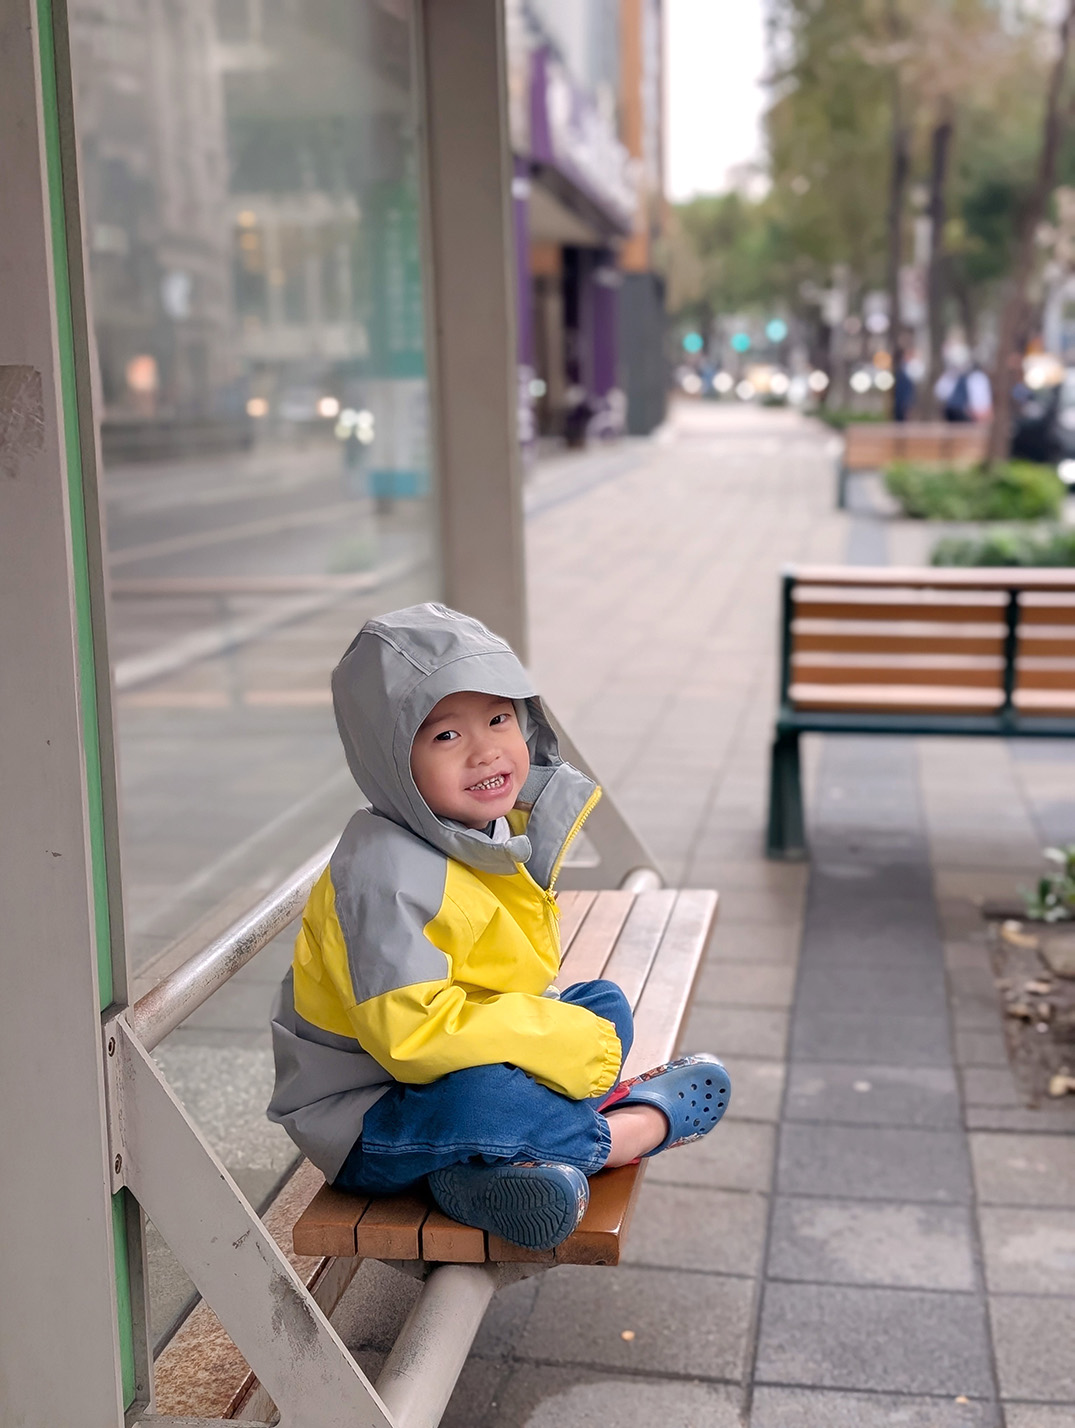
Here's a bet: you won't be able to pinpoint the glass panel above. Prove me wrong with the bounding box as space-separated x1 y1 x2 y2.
70 0 436 1347
71 0 436 974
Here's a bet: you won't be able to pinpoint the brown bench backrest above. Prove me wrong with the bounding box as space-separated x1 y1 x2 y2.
785 567 1075 716
843 422 988 470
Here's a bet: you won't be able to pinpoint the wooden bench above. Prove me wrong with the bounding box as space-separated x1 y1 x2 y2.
766 565 1075 858
153 884 717 1420
838 421 988 507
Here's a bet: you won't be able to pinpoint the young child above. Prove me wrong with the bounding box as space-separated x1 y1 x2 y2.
268 603 730 1250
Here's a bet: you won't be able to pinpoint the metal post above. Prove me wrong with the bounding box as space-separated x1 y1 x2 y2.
0 0 132 1419
415 0 529 658
1001 587 1020 729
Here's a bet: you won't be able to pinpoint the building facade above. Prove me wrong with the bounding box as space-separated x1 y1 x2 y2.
507 0 667 448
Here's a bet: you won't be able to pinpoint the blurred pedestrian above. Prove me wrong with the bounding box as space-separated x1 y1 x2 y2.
893 349 916 423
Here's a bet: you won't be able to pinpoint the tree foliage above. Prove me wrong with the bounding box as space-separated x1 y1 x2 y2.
667 0 1063 352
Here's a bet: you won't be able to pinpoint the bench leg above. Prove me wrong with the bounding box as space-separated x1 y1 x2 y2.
836 463 850 509
766 730 806 860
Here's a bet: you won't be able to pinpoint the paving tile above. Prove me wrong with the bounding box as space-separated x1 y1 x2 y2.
622 1182 766 1276
990 1296 1075 1400
516 1264 752 1380
954 1028 1012 1068
756 1282 993 1396
961 1067 1023 1109
966 1104 1075 1133
785 1062 961 1129
751 1386 1000 1427
768 1197 977 1291
721 1057 786 1122
979 1207 1075 1294
791 1011 952 1066
684 1004 789 1059
705 920 801 964
693 960 796 1008
1004 1406 1075 1428
778 1125 973 1203
647 1117 776 1192
717 887 806 925
795 964 946 1017
486 1366 742 1428
970 1133 1075 1208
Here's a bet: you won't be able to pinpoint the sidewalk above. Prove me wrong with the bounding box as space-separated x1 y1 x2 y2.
333 401 1075 1425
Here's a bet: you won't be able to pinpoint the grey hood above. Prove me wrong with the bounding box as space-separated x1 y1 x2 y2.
331 603 597 882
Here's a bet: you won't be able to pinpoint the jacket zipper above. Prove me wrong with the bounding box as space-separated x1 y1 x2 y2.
547 786 602 895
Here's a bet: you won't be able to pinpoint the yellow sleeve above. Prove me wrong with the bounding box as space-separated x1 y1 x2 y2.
348 982 622 1100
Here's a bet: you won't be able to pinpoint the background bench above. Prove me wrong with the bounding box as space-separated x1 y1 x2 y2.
153 884 718 1419
767 566 1075 857
838 422 988 507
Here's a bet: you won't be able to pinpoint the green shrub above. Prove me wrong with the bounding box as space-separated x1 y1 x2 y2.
931 525 1075 566
885 460 1065 521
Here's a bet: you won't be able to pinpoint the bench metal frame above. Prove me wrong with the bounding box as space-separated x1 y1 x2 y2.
767 567 1075 859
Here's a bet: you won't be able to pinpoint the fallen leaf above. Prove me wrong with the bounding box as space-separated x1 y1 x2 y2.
1002 921 1040 950
620 1330 635 1342
1049 1074 1075 1097
1025 980 1054 996
1006 1002 1034 1020
955 1396 969 1405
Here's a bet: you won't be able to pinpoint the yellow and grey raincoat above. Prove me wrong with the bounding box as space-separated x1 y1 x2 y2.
268 604 621 1181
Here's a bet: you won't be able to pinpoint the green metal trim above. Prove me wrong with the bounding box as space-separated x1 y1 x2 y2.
36 0 112 1008
777 710 1075 738
36 0 135 1406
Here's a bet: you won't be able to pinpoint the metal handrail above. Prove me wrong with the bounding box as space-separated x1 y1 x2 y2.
129 840 335 1052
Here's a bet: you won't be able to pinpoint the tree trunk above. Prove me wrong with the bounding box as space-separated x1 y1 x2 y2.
887 111 911 416
885 3 910 417
926 108 955 417
986 0 1075 468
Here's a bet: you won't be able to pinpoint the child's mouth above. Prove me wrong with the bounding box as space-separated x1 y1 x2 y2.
467 773 508 793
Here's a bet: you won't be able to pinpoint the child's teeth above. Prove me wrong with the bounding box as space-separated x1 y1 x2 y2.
472 774 504 790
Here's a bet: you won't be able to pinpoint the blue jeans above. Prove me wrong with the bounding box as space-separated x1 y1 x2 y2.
333 979 633 1195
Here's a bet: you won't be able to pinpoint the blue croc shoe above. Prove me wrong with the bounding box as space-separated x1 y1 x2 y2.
605 1054 731 1155
427 1161 590 1251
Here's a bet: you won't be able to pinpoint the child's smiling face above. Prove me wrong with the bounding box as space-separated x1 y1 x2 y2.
410 690 531 828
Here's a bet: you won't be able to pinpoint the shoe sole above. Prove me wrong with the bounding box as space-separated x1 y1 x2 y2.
428 1165 586 1251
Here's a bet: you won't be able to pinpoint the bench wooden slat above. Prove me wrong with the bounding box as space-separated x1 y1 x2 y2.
622 890 718 1077
792 661 1003 688
556 889 597 951
793 630 1006 656
1021 634 1075 656
421 1209 487 1263
794 598 1007 624
554 889 635 988
601 888 677 1007
354 1193 428 1260
790 683 1003 714
1020 602 1075 625
792 566 1075 590
1017 689 1075 712
292 1183 370 1258
1017 666 1075 689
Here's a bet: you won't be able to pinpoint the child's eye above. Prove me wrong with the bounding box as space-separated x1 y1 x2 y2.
433 729 459 742
490 712 512 727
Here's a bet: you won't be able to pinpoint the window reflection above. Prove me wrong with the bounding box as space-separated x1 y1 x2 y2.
71 0 437 974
